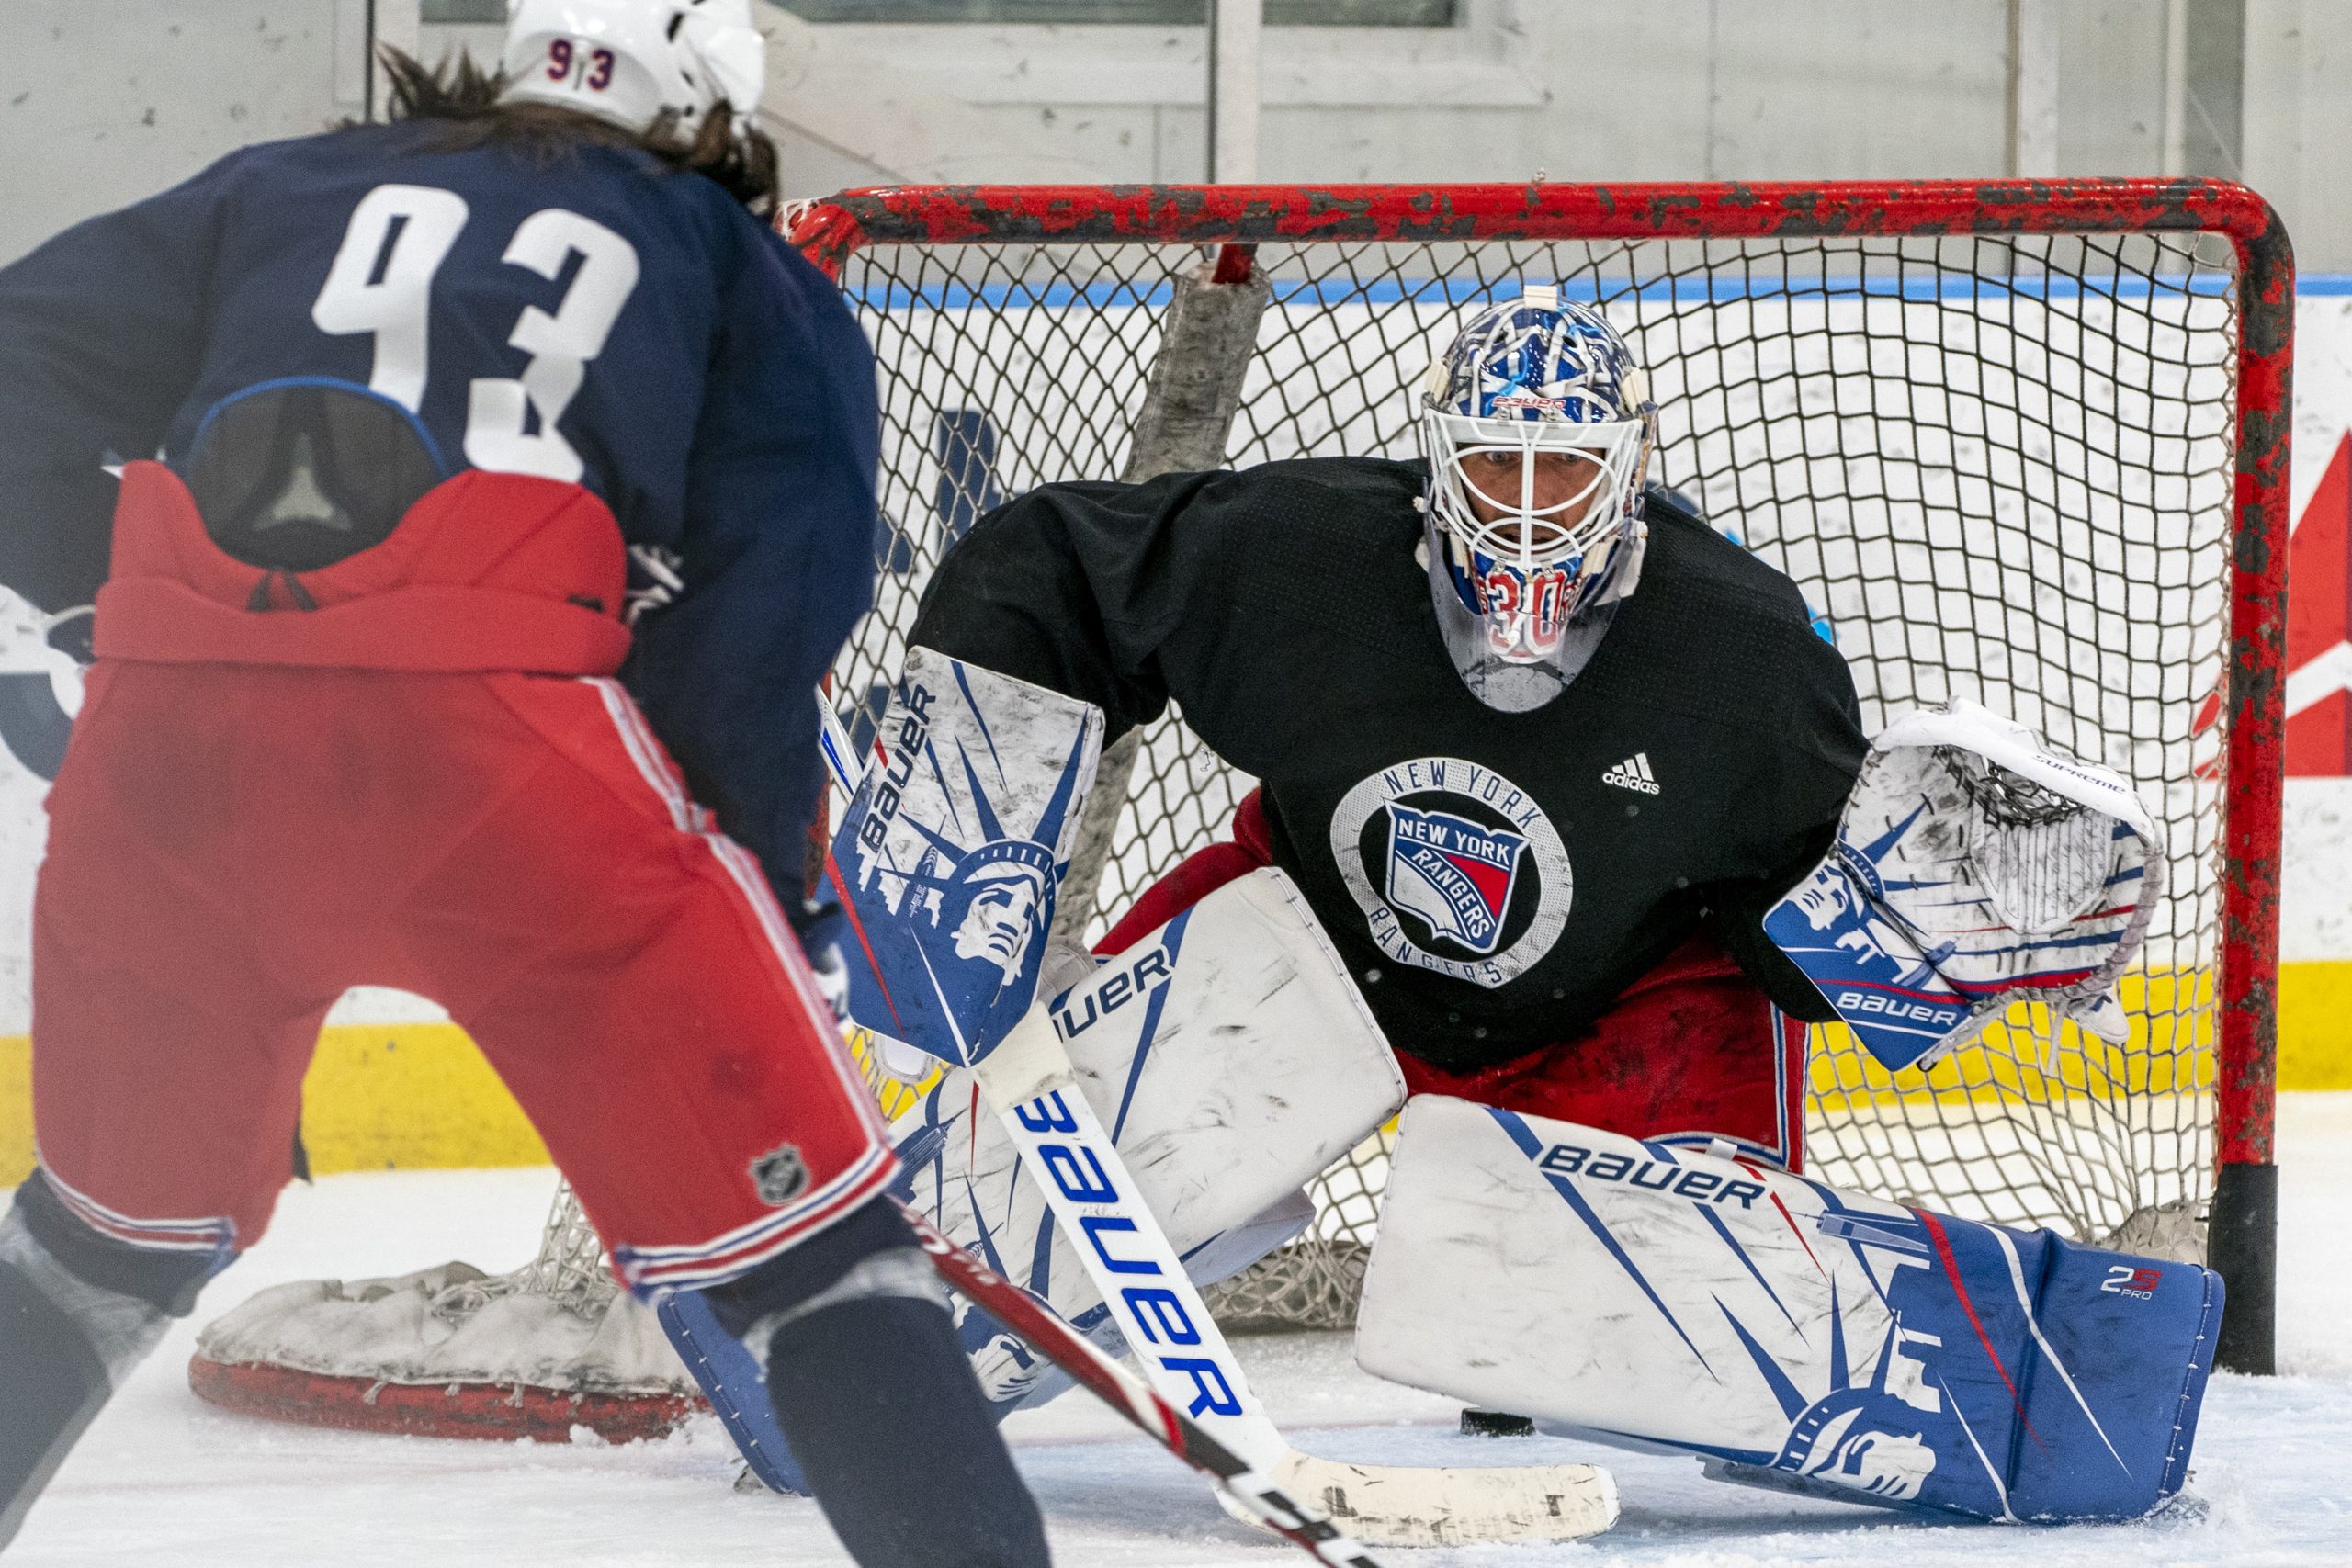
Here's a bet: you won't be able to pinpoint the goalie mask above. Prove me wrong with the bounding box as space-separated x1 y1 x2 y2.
1419 287 1656 712
501 0 766 137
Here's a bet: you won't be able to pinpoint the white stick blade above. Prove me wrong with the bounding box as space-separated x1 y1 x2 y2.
1272 1452 1618 1547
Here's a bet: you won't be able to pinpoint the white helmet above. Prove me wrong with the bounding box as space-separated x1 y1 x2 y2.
1417 285 1657 712
501 0 766 137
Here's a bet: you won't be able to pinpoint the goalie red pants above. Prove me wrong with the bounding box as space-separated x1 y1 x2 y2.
28 467 895 1293
1098 789 1807 1169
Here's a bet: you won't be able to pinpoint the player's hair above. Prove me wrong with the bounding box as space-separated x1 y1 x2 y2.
369 48 782 219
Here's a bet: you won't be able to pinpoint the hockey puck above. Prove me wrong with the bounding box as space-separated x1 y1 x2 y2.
1459 1408 1536 1438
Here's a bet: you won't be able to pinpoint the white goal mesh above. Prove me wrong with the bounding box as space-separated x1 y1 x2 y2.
189 186 2283 1430
819 200 2253 1330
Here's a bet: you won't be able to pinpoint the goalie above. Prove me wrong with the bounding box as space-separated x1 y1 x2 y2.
907 288 1865 1169
860 287 2217 1528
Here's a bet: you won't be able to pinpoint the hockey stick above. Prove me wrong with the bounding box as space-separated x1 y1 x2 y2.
818 694 1619 1547
969 1006 1617 1546
894 1198 1384 1568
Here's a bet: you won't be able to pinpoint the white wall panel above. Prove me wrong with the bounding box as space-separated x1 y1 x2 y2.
1704 0 2009 179
2244 0 2352 286
0 0 348 267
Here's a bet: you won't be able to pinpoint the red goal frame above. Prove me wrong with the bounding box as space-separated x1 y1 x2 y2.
786 178 2292 1374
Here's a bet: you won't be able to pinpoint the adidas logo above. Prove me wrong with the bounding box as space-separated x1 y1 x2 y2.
1601 752 1661 795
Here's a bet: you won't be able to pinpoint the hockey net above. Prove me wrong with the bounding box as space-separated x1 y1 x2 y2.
189 180 2288 1438
799 181 2286 1347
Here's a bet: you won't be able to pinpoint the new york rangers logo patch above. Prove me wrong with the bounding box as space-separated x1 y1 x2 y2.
1329 756 1573 988
1383 803 1527 956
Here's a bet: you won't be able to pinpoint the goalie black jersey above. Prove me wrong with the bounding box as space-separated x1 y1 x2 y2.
910 457 1868 1072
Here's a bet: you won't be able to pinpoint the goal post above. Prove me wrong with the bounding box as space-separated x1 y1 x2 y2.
791 178 2290 1375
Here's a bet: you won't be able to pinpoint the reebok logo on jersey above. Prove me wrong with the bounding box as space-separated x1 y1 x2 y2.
1601 753 1660 795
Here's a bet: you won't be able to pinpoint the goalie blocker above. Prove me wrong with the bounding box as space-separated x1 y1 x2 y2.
887 865 1407 1422
1359 1096 2220 1523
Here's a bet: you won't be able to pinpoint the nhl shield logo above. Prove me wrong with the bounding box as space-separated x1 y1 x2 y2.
1382 802 1528 957
750 1143 811 1207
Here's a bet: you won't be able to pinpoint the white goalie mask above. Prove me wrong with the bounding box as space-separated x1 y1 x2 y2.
1419 287 1656 712
501 0 765 137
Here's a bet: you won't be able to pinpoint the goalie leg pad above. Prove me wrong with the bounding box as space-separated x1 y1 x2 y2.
673 1197 972 1495
951 1186 1316 1423
1357 1097 2220 1523
664 1200 996 1495
895 868 1403 1416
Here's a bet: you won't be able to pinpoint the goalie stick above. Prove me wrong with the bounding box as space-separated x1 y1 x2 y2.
817 692 1620 1548
893 1199 1384 1568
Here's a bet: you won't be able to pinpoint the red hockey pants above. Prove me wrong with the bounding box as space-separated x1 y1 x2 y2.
29 464 895 1292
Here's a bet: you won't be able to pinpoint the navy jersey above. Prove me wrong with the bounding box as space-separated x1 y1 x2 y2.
0 119 877 903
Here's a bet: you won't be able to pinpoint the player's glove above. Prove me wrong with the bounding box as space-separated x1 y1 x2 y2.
807 938 852 1024
624 544 684 627
789 890 942 1081
786 894 854 1024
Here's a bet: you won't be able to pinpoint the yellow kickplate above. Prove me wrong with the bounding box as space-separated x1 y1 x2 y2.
295 1024 548 1172
2280 961 2352 1092
0 1024 547 1187
1 961 2346 1188
0 1035 24 1187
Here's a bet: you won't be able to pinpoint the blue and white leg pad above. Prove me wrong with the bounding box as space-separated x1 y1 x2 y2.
891 868 1405 1419
656 1292 809 1495
1357 1097 2221 1523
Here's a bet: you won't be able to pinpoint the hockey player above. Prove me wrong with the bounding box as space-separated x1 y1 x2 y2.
0 9 1047 1564
908 288 1867 1170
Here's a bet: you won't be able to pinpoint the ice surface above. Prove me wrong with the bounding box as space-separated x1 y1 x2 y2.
8 1095 2348 1566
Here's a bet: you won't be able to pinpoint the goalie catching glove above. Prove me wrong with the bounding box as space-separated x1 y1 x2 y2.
1764 698 2162 1073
